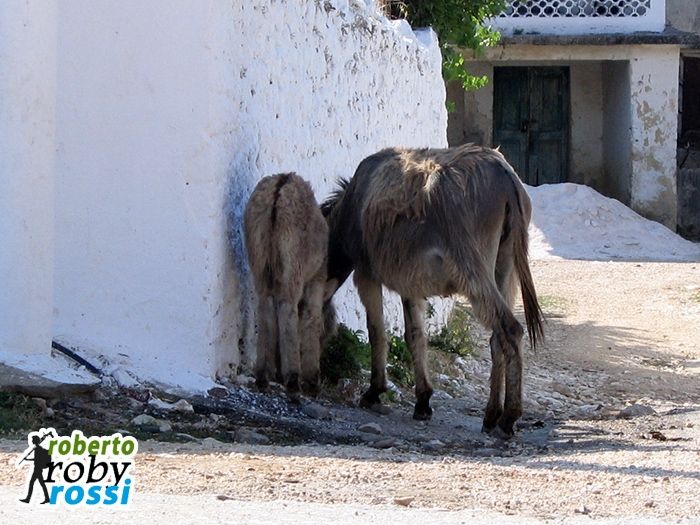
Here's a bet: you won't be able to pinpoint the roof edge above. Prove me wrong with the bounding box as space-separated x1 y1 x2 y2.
498 27 700 47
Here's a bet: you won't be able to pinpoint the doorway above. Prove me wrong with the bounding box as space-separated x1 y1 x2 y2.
678 56 700 240
493 66 570 185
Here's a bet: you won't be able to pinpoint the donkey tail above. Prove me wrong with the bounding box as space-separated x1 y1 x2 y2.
510 184 545 349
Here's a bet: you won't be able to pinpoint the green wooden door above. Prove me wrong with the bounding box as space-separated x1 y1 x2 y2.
493 66 570 185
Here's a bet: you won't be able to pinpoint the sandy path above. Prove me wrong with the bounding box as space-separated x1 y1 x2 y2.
1 260 699 523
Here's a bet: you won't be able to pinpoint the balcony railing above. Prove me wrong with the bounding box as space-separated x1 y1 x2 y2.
490 0 665 35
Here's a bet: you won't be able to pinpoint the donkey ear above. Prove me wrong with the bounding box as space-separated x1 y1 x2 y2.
494 145 501 153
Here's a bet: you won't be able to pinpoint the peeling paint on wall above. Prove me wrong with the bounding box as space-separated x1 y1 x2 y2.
628 47 679 228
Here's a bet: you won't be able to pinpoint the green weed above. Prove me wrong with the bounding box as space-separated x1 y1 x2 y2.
429 302 476 357
537 294 568 315
320 325 416 388
387 334 414 387
320 325 371 384
0 392 43 434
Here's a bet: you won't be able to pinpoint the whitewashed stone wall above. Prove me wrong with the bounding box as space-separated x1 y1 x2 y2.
628 46 679 228
50 0 447 390
0 2 57 360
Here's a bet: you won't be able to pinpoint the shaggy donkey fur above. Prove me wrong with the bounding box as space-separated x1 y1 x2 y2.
244 173 329 398
322 144 544 437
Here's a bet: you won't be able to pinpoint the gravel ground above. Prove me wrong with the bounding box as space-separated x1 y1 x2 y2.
1 260 699 523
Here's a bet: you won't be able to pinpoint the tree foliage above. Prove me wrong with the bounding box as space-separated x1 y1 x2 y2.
382 0 506 90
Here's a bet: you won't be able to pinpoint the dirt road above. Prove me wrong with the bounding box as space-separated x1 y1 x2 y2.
1 260 699 523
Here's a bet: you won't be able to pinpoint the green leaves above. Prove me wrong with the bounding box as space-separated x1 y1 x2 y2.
320 325 370 384
442 47 489 89
387 334 414 387
320 325 415 387
383 0 505 92
428 302 476 357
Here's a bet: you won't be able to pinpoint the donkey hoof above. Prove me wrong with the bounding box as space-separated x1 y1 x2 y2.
286 389 301 404
481 408 503 433
481 422 495 434
486 423 514 440
285 374 301 403
301 380 320 398
412 403 433 421
413 391 433 421
255 376 269 392
359 388 382 409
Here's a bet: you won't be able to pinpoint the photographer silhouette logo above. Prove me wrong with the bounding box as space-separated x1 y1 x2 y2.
16 427 137 507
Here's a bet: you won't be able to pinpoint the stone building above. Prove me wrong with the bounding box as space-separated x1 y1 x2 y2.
448 0 700 236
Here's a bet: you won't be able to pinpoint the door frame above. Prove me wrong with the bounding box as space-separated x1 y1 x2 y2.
492 65 570 185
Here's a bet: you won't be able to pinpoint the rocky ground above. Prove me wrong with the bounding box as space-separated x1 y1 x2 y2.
1 259 699 523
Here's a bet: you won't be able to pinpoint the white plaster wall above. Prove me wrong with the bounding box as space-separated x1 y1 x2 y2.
628 46 679 228
0 1 56 358
53 0 447 390
666 0 700 33
448 63 493 147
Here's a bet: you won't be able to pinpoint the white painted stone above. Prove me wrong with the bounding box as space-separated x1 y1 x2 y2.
0 1 57 358
50 1 447 391
628 46 680 228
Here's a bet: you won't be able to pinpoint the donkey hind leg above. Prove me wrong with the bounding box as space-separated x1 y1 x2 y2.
496 314 524 437
299 278 325 397
402 298 434 420
482 244 517 432
482 312 524 438
491 240 524 437
355 272 388 409
255 295 278 391
458 257 524 437
277 297 302 402
482 332 505 432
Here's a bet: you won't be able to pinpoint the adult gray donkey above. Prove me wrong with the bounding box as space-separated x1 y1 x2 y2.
321 144 544 438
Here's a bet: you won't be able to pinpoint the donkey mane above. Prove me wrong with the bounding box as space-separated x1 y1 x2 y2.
320 177 351 217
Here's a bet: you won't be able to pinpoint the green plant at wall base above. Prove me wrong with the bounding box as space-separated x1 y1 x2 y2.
0 393 43 433
321 315 475 389
387 334 414 387
320 325 371 384
320 325 415 388
429 302 476 357
381 0 505 91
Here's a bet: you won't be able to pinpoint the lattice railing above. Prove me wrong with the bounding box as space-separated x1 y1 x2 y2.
491 0 664 33
499 0 652 18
